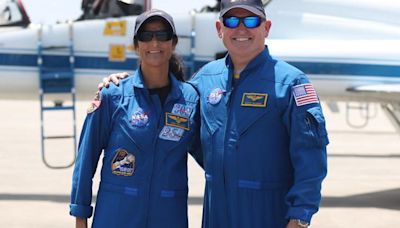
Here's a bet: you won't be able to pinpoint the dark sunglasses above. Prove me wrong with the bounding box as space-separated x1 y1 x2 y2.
222 16 262 29
136 30 174 42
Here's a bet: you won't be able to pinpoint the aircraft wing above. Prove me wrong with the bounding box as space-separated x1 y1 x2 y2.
348 84 400 133
348 84 400 94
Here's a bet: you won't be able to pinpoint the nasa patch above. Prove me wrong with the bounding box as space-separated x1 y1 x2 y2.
130 108 149 127
207 88 224 105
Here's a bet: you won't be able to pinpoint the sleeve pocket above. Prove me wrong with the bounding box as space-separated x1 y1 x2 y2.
298 106 329 147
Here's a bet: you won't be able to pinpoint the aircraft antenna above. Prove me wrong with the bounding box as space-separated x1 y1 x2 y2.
144 0 152 11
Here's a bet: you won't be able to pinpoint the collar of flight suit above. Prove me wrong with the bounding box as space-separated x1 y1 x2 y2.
224 45 272 75
223 45 273 91
130 67 182 101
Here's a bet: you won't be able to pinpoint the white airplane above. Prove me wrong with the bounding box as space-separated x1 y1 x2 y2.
0 0 399 167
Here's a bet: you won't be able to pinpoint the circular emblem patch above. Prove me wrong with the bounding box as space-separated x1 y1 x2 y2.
130 109 149 127
207 88 224 105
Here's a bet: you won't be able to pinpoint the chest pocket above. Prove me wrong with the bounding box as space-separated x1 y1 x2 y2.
158 101 198 151
158 121 195 152
111 99 155 152
201 92 227 135
235 91 278 136
236 105 269 136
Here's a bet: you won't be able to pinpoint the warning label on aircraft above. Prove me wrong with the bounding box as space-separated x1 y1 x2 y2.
104 21 127 36
109 44 126 62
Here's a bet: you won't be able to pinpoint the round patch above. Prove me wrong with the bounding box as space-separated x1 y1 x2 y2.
207 88 224 105
130 109 149 127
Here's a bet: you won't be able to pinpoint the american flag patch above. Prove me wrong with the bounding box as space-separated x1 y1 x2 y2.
292 83 319 106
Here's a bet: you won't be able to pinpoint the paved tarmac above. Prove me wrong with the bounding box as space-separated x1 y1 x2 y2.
0 100 399 227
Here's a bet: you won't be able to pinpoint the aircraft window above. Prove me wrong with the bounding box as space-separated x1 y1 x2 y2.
0 0 22 26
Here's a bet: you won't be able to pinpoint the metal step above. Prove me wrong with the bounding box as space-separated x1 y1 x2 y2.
44 135 75 140
40 70 74 80
41 105 75 111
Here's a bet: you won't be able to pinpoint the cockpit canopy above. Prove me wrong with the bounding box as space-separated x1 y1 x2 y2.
78 0 147 20
0 0 30 27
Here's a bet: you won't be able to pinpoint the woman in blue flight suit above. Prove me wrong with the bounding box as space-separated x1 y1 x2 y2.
69 9 202 228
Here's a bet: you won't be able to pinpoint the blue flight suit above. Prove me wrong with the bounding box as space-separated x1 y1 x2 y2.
189 46 329 228
70 69 202 228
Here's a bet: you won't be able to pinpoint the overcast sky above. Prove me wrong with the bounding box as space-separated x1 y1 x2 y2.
22 0 216 24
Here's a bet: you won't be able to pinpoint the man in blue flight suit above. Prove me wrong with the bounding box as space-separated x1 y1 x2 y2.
189 0 329 227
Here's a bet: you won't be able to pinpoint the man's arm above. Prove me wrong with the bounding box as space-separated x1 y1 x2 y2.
283 76 329 225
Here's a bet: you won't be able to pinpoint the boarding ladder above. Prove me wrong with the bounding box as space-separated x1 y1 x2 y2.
37 22 77 169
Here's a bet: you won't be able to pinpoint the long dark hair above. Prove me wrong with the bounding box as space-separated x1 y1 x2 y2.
134 33 185 82
168 49 185 81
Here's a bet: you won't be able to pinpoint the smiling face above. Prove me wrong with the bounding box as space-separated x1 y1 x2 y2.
216 8 271 63
135 19 176 70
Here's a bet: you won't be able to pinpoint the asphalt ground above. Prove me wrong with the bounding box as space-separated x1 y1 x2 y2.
0 100 399 227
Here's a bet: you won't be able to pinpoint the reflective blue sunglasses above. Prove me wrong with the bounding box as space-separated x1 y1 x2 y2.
222 16 262 29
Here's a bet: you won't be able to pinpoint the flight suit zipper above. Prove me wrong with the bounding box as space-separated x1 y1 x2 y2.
221 84 235 227
144 92 176 227
143 93 163 227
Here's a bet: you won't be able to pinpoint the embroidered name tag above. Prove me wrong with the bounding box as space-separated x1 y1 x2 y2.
171 103 194 118
241 93 268 107
159 126 185 141
165 113 190 130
